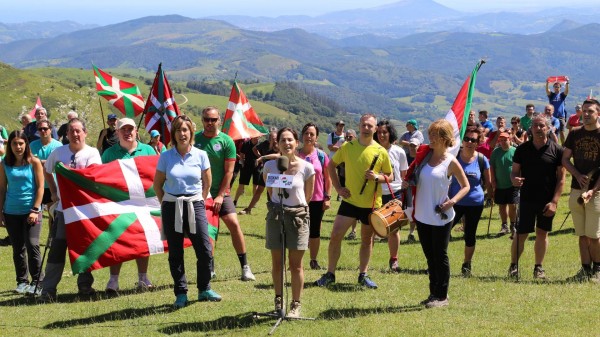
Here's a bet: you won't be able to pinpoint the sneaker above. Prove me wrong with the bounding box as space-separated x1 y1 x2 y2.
314 272 335 287
15 282 29 294
37 291 57 303
105 279 119 294
173 294 188 309
461 262 472 277
309 260 321 270
241 265 256 281
136 280 155 292
407 234 416 243
26 283 43 296
78 285 97 297
358 275 378 289
237 208 252 215
198 289 222 302
287 300 301 318
274 296 283 312
419 294 435 305
498 224 510 236
566 268 592 282
590 269 600 284
508 264 519 279
346 231 356 240
453 225 464 232
389 260 399 272
425 297 449 308
533 266 546 280
233 200 238 207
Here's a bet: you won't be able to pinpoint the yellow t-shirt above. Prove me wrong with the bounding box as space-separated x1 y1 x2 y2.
332 140 392 208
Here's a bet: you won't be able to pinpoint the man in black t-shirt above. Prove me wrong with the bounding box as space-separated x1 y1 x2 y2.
96 114 118 155
233 136 260 205
508 114 565 280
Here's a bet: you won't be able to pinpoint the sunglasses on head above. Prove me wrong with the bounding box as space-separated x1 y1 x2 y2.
203 117 218 123
173 115 191 122
37 127 50 132
70 154 76 169
463 136 478 143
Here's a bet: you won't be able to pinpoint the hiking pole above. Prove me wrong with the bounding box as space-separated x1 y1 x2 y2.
31 202 56 296
558 211 571 231
486 200 494 236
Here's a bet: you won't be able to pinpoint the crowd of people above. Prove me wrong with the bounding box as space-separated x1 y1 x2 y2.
1 81 599 315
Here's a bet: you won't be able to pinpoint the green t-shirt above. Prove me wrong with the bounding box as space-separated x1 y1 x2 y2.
0 126 8 140
521 114 533 131
332 140 392 208
101 142 157 163
194 131 236 197
490 146 516 189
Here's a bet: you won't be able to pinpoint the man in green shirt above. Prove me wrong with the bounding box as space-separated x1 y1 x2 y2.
101 118 156 295
194 106 255 281
490 132 518 237
520 103 535 131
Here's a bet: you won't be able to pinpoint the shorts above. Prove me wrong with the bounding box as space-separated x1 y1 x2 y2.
309 200 325 239
265 205 309 250
256 167 266 187
218 195 237 216
494 187 519 205
517 201 554 234
558 118 566 132
382 189 403 205
568 189 600 239
337 201 372 225
238 166 259 186
42 188 52 204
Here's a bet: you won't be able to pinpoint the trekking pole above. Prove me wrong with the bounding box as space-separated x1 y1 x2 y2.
486 200 494 236
31 202 56 296
558 211 571 231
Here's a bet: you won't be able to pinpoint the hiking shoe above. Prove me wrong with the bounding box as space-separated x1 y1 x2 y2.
173 294 188 309
15 282 29 294
241 265 256 281
533 266 546 280
77 285 97 297
508 264 519 279
310 260 321 270
566 268 592 282
420 294 435 305
26 283 42 296
461 262 472 277
37 292 57 303
498 224 510 236
274 296 283 312
314 272 335 287
453 225 464 232
136 280 155 292
389 260 399 272
237 208 251 215
591 269 600 284
358 275 378 289
287 300 301 318
407 234 416 243
346 231 356 240
425 297 449 309
199 289 222 302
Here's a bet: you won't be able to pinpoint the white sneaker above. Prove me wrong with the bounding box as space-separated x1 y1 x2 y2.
241 265 256 281
15 282 29 294
26 283 42 296
287 300 301 318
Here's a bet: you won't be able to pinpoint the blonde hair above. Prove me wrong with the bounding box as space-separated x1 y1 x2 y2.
428 119 455 148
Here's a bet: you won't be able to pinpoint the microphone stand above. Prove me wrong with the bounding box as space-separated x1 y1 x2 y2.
253 168 314 335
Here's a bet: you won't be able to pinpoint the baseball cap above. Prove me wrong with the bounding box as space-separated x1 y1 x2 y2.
150 130 160 138
107 113 118 120
336 120 345 126
407 119 418 129
575 104 582 110
498 132 510 139
117 118 136 130
409 138 421 146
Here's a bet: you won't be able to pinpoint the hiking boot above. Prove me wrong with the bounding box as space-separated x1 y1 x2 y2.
309 260 321 270
237 208 252 215
508 264 519 279
15 282 29 294
198 289 222 302
533 266 546 280
314 272 335 287
241 265 256 281
425 297 449 309
346 231 356 240
407 234 416 243
461 262 472 278
287 300 301 318
420 294 435 305
37 291 57 303
77 285 97 297
358 274 378 289
389 259 399 272
274 295 283 312
498 224 510 236
566 268 592 282
136 280 155 292
173 294 188 309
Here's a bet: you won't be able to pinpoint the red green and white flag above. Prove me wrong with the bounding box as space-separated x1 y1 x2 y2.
222 81 268 141
28 96 43 120
445 60 485 156
55 156 219 274
93 64 145 118
144 63 180 145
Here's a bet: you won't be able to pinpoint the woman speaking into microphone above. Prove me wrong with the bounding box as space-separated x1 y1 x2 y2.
263 127 315 318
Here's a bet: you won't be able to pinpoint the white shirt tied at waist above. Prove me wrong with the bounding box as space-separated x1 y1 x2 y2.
162 192 204 235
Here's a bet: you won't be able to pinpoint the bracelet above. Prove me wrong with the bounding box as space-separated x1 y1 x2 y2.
30 209 41 214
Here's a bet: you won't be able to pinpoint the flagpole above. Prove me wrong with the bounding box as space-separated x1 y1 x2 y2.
98 98 106 130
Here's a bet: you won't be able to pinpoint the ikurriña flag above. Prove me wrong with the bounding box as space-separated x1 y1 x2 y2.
55 156 218 274
28 96 43 120
93 64 145 118
144 63 180 145
222 81 268 141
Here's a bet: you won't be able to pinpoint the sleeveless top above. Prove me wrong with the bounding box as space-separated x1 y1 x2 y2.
2 162 36 215
414 154 455 226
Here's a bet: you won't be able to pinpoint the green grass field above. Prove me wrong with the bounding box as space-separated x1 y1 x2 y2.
0 184 596 336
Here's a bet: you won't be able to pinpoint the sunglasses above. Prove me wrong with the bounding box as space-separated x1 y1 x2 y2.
203 117 218 123
37 127 50 132
434 205 448 220
463 136 478 143
70 154 77 169
511 122 518 124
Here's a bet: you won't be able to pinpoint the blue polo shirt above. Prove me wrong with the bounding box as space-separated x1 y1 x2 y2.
156 147 211 195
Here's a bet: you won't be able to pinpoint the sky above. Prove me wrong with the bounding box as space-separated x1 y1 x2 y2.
2 0 598 25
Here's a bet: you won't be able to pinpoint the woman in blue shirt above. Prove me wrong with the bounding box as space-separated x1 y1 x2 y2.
449 127 491 277
0 130 44 294
153 115 220 308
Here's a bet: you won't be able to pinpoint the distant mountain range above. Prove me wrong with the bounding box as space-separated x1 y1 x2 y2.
0 21 97 43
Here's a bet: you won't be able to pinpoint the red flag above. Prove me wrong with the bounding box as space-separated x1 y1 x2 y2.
28 96 43 120
93 64 145 118
55 156 218 273
222 81 267 141
144 63 180 145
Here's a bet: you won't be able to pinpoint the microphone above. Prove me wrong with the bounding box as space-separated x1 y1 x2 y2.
360 154 380 195
277 156 289 173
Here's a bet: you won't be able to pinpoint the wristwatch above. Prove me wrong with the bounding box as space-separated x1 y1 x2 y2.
324 194 331 201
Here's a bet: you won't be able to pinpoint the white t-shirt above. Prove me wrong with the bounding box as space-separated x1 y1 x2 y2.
414 154 455 226
382 144 409 195
264 159 315 207
45 144 102 210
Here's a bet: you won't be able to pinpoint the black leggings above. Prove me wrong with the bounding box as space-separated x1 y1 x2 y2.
416 220 452 300
308 201 325 239
452 204 484 247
